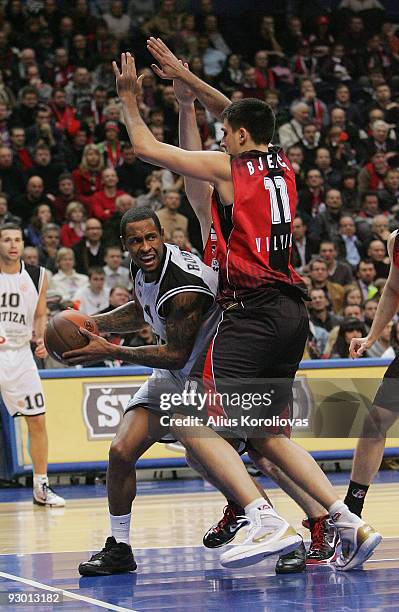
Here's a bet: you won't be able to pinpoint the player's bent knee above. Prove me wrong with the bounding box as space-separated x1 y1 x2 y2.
109 438 137 465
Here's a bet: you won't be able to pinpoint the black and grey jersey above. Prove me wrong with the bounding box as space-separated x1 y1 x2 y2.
132 244 220 376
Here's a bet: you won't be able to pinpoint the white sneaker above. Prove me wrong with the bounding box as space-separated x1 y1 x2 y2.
220 507 302 568
334 516 381 571
33 483 65 507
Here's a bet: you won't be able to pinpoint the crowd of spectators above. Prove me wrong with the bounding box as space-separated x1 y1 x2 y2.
0 0 399 365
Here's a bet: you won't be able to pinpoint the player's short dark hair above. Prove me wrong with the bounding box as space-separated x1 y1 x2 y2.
0 222 23 237
120 207 162 240
221 98 276 145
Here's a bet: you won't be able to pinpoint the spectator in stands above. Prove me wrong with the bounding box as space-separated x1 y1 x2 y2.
219 53 246 94
91 167 125 221
331 318 367 358
291 216 318 271
362 119 398 163
343 284 364 307
53 173 77 224
103 193 136 248
0 192 21 226
64 127 89 172
380 320 399 360
60 201 87 248
64 66 92 116
369 215 391 249
298 168 326 220
103 245 131 291
9 126 33 170
367 320 394 357
296 78 328 129
38 223 60 274
74 266 109 315
355 191 385 241
49 87 81 139
278 101 309 149
367 239 390 278
364 297 379 331
27 144 65 195
314 147 342 189
156 189 188 241
117 143 152 196
371 82 399 126
331 83 363 127
51 47 74 89
73 218 106 275
50 247 88 302
97 121 124 169
342 304 364 320
358 151 388 196
319 240 353 285
196 35 226 81
291 40 319 83
286 144 306 191
25 203 54 247
308 287 342 332
22 246 40 267
72 144 104 204
320 43 354 84
340 169 360 212
0 103 11 147
0 145 26 199
379 168 399 212
170 227 201 257
25 105 63 153
13 175 54 224
355 259 378 301
308 257 345 314
9 86 39 129
334 215 362 268
308 15 335 61
309 188 345 243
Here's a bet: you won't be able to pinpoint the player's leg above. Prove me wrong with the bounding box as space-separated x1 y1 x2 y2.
217 297 380 570
248 448 339 568
344 362 399 517
345 405 397 517
1 356 64 507
186 443 273 549
79 404 167 576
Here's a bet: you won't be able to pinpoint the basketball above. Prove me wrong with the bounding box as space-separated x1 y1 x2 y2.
44 310 99 365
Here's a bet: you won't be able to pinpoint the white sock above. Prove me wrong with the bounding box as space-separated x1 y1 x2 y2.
245 497 275 516
329 500 362 524
110 512 131 545
33 474 48 487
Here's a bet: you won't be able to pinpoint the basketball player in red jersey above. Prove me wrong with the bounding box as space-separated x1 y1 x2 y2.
348 230 399 516
175 63 339 571
110 49 381 570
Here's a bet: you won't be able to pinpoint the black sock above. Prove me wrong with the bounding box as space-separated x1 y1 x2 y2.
344 480 369 518
227 499 244 514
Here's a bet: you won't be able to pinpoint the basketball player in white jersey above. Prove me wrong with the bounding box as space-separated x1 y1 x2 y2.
71 207 301 576
0 223 65 507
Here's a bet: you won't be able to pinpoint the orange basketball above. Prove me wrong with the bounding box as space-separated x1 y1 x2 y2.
44 310 99 365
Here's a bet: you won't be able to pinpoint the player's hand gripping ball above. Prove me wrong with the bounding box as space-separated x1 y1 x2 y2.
44 310 99 365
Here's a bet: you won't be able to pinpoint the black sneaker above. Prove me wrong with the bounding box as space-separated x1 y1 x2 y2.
78 536 137 576
203 503 248 548
275 541 307 574
303 515 339 564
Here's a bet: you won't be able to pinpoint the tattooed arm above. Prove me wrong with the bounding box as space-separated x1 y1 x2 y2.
92 300 145 333
63 292 209 368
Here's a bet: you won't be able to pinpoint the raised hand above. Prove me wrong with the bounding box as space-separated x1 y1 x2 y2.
112 52 144 99
173 61 195 105
147 37 185 80
349 336 372 359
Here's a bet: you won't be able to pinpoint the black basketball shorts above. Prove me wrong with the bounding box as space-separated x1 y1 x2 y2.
172 288 309 439
373 354 399 412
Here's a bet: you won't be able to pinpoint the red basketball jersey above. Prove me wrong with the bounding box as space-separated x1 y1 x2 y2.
223 148 305 300
203 191 230 301
393 230 399 269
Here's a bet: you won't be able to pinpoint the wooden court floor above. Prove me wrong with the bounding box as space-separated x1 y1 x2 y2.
0 473 398 611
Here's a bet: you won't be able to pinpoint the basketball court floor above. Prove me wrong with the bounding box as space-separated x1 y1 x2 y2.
0 470 398 611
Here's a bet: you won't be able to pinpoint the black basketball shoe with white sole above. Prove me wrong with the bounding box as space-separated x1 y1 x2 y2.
78 537 137 576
